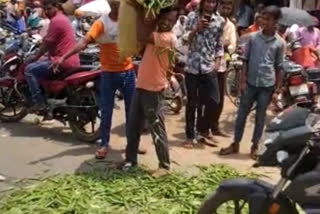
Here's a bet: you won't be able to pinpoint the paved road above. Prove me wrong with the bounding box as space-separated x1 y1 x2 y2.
0 99 279 191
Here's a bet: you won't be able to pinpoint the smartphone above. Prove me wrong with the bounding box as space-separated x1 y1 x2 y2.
204 15 211 22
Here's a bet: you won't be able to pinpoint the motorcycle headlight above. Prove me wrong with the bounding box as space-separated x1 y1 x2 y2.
276 150 289 163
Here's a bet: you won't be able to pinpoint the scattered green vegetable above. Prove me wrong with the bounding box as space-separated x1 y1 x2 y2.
136 0 178 18
0 165 256 214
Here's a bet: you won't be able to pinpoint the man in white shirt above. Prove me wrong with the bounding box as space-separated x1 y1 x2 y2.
211 0 237 137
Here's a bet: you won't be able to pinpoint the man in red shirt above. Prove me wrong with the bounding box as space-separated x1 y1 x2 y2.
25 0 79 111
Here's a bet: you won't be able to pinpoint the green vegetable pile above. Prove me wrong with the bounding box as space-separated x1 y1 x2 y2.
0 165 255 214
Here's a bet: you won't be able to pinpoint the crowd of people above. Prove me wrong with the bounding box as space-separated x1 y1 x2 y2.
2 0 320 175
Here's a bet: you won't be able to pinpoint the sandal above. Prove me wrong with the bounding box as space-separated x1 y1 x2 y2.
250 145 258 160
95 147 108 159
219 143 240 156
183 139 196 149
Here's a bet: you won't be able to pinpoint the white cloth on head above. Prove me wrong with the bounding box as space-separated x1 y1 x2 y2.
76 0 111 17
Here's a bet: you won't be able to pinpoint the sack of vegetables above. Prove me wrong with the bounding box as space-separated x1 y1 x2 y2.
119 0 177 59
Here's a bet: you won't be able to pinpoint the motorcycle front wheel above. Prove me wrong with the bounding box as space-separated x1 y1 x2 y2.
168 96 183 114
0 86 28 122
198 191 250 214
68 88 100 143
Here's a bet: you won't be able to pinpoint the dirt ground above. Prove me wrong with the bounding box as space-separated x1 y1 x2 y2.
0 98 280 191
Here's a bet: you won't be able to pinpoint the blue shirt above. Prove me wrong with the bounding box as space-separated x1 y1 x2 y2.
244 31 285 88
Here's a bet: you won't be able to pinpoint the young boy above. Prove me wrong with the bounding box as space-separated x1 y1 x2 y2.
121 7 179 175
220 6 285 160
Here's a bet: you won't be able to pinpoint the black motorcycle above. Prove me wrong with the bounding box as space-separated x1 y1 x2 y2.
198 106 320 214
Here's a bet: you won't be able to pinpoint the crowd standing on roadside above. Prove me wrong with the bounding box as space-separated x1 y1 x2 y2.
3 0 320 174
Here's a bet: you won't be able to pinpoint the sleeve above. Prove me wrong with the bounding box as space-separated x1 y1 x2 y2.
243 34 252 61
85 20 104 42
182 12 195 42
44 19 61 43
228 22 237 54
275 41 285 70
215 19 225 57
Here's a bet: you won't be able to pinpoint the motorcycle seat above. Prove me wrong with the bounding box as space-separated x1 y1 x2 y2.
54 66 96 80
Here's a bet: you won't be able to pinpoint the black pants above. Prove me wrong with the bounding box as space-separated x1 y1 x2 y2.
125 89 170 170
185 72 220 139
211 72 226 131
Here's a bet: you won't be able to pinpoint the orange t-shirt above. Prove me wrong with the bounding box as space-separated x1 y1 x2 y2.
247 23 260 33
136 32 176 92
86 20 133 72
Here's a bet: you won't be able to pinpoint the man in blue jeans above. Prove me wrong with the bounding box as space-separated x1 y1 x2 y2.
56 0 145 159
219 6 285 160
25 0 79 111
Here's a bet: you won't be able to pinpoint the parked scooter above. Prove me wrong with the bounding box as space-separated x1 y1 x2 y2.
198 105 320 214
274 60 318 112
0 34 101 142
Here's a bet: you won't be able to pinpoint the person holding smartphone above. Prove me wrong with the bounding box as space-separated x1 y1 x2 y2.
183 0 225 148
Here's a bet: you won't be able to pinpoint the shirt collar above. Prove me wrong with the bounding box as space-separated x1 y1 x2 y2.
257 30 277 42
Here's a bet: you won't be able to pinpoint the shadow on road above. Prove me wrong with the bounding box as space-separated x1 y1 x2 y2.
0 120 87 145
28 146 97 165
111 123 126 137
75 150 124 174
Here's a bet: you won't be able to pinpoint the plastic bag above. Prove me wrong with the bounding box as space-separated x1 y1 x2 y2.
118 1 139 59
74 0 111 17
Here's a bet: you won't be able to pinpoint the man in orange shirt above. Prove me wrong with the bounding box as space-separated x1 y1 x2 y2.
120 7 178 175
55 0 137 159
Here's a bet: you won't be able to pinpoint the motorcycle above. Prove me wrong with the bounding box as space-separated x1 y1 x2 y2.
198 105 320 214
274 60 317 112
79 44 100 67
0 34 101 143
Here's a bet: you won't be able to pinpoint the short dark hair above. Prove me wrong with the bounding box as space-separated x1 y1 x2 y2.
221 0 233 6
200 0 220 13
262 5 282 20
159 6 179 18
42 0 62 8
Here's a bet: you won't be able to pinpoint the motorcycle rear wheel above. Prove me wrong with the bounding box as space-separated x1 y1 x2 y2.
0 87 28 122
197 191 250 214
68 88 100 143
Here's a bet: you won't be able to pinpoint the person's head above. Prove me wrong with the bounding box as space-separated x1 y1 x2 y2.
256 2 265 13
108 0 120 20
254 13 263 26
308 16 319 31
200 0 219 15
277 24 287 35
261 5 282 32
219 0 233 18
10 0 17 4
178 8 187 17
157 7 179 32
42 0 60 19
